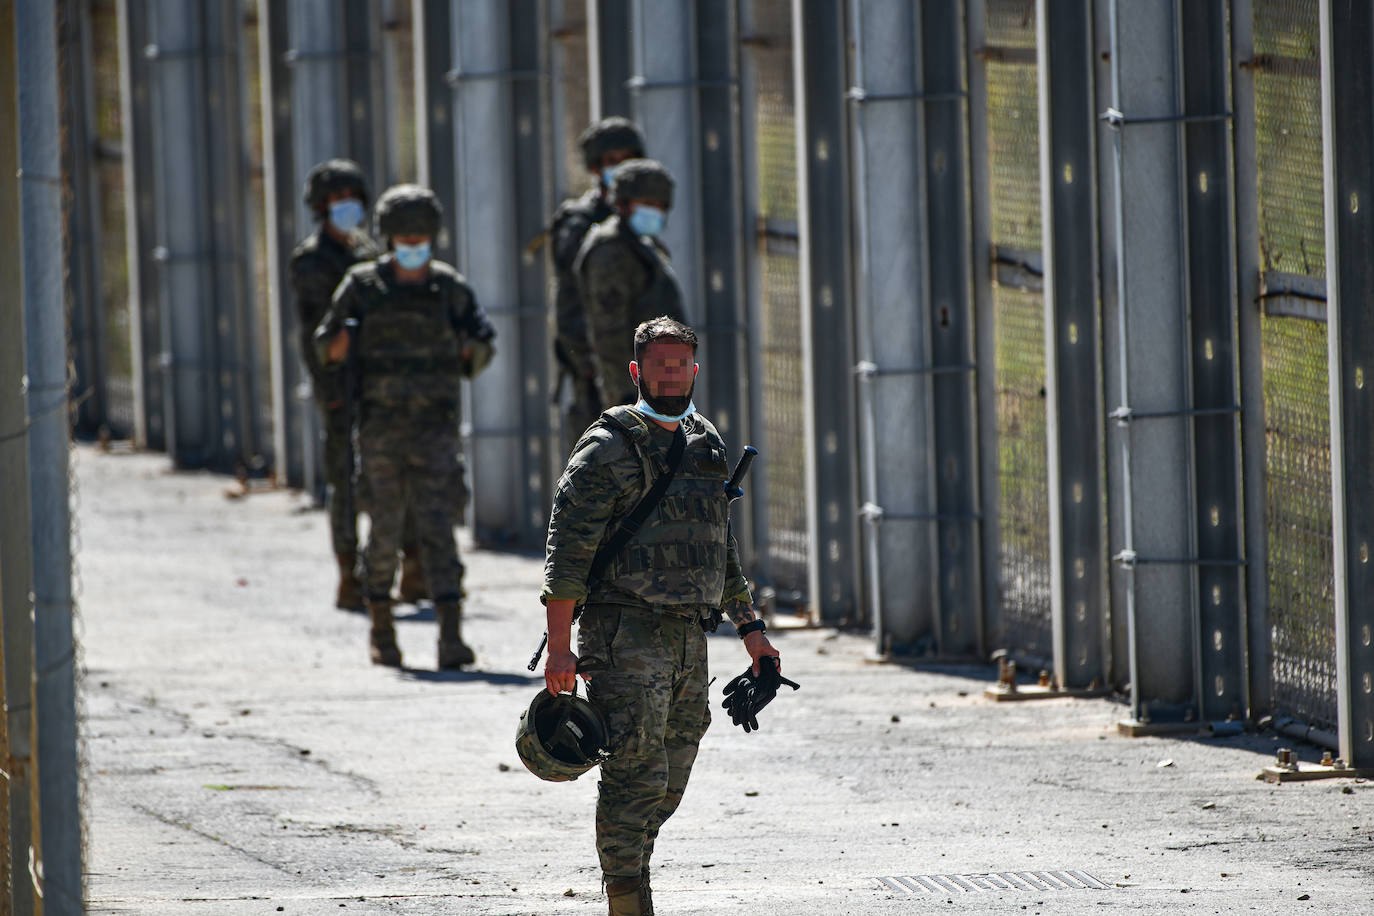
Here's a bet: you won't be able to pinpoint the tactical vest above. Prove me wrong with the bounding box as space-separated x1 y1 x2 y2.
591 405 732 611
626 233 685 327
352 262 466 413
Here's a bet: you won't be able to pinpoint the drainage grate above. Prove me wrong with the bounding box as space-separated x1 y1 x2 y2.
877 870 1112 894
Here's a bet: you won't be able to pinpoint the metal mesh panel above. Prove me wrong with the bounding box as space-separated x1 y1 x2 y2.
1253 0 1324 278
1262 314 1336 734
0 637 8 903
984 0 1049 655
748 0 808 601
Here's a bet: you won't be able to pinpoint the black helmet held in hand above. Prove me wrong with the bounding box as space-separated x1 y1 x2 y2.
515 687 611 782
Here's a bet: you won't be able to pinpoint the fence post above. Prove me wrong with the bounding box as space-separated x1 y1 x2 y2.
1097 0 1198 724
589 0 632 119
1038 0 1108 689
794 0 859 623
16 0 84 907
1318 0 1374 770
1231 0 1270 720
0 2 39 908
117 0 167 451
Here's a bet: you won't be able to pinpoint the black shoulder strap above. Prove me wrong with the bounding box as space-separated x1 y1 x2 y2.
587 425 687 585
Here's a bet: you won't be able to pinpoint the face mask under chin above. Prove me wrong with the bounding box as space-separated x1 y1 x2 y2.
636 377 695 419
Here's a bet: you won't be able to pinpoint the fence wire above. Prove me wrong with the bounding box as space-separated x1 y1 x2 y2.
745 0 808 604
1253 1 1336 736
984 0 1050 657
1262 315 1336 733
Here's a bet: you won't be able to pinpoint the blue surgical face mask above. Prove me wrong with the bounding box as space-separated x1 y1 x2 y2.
328 198 365 233
628 204 666 237
633 397 696 424
600 164 618 188
393 241 431 271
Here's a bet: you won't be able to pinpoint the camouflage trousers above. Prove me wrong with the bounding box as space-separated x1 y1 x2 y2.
357 412 469 603
320 402 420 559
321 403 359 556
577 605 711 880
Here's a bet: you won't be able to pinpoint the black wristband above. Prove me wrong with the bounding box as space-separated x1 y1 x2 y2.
736 619 767 639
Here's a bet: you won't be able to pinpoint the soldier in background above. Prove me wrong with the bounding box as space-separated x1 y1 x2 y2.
574 159 687 410
541 318 780 915
289 160 427 610
316 184 496 669
548 117 646 455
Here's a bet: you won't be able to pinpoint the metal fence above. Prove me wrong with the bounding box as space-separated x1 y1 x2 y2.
742 0 808 607
984 0 1050 660
1253 0 1336 735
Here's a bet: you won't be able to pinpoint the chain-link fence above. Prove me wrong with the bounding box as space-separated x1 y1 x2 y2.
743 0 807 606
984 0 1050 658
1253 0 1336 735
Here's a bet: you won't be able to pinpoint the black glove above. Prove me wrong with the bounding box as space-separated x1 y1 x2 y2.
720 656 799 733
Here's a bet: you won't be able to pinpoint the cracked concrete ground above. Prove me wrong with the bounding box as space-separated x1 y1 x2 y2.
76 445 1373 914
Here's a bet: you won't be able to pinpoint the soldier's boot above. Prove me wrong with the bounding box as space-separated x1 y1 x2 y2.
396 552 428 604
436 602 475 669
366 598 403 667
605 876 645 916
334 552 364 611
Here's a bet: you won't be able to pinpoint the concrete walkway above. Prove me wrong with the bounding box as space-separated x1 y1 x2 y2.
75 446 1371 914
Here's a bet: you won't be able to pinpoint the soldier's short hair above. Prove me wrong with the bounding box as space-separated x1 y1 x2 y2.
634 316 698 361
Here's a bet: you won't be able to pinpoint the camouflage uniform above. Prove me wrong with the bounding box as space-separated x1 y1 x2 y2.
542 405 753 883
575 160 686 409
317 254 495 660
289 225 381 557
549 188 613 452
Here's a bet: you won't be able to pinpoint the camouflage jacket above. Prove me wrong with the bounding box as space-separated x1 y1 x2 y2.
549 188 613 377
314 256 496 418
289 227 382 406
573 216 686 407
542 405 752 615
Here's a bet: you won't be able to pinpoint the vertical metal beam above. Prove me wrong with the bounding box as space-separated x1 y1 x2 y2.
589 0 632 119
117 0 167 451
414 0 458 265
0 3 39 908
1231 0 1270 719
967 0 1002 653
695 1 747 449
509 0 555 545
260 0 303 484
919 1 980 657
16 0 84 907
793 0 859 623
628 1 702 328
735 0 772 580
848 0 936 648
1039 0 1108 689
1100 0 1196 723
1179 0 1245 724
450 0 536 545
1319 0 1374 769
60 0 107 436
343 0 388 185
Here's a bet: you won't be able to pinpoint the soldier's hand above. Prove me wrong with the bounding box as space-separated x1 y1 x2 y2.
743 632 780 675
545 650 580 695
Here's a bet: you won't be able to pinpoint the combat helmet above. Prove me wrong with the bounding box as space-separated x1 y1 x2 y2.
610 159 674 209
373 183 443 239
578 116 646 169
515 687 610 782
303 158 369 215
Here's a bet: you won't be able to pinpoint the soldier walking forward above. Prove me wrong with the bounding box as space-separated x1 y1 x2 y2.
549 117 647 454
542 318 781 915
289 159 382 610
574 160 687 409
316 184 495 669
